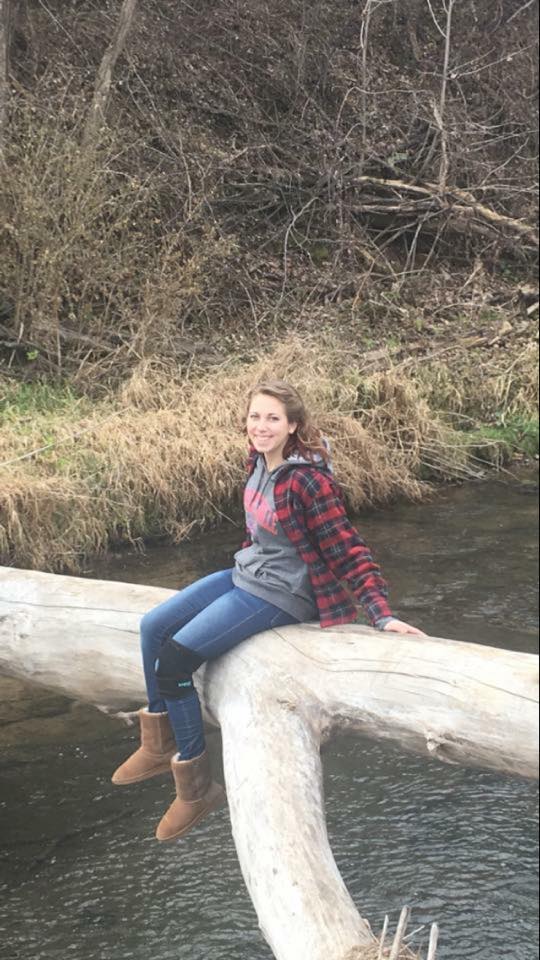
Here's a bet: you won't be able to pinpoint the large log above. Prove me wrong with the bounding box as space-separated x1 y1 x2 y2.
0 566 538 960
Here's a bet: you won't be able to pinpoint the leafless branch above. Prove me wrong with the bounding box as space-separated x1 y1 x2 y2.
438 0 455 191
507 0 537 25
359 0 375 158
426 0 447 38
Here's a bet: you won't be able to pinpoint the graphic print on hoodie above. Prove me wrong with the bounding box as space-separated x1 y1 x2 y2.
232 453 320 622
244 486 277 537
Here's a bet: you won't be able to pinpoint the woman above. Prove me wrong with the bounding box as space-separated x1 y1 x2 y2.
112 380 423 841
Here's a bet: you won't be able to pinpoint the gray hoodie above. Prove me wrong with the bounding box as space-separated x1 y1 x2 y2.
232 453 320 621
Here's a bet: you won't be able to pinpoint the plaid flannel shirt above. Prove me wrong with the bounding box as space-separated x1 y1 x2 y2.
242 450 393 628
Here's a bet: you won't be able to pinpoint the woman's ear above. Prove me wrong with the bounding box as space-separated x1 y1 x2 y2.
289 422 298 435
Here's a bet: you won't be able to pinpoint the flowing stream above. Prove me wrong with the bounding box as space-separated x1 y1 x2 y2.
0 474 538 960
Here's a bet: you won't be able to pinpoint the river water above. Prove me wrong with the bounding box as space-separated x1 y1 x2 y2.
0 476 538 960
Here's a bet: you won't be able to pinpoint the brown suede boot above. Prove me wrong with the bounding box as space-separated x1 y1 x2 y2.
111 708 176 785
155 750 226 841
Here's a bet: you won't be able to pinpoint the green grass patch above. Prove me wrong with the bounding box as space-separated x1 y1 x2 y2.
0 381 92 424
466 416 539 464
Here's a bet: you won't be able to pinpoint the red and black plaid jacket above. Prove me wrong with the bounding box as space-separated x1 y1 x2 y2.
242 450 393 629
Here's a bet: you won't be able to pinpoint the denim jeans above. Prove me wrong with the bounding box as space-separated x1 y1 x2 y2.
140 568 299 759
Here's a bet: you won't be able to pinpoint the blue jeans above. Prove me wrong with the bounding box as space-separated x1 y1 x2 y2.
140 569 299 760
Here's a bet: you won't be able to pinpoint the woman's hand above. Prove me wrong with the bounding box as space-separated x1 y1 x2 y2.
382 618 426 636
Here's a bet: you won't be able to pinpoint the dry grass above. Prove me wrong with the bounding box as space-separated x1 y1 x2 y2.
343 940 420 959
0 336 537 571
415 343 539 423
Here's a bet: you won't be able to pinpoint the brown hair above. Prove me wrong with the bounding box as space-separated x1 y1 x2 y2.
245 380 330 463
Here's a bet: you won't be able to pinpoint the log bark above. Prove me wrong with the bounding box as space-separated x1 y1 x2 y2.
0 565 538 960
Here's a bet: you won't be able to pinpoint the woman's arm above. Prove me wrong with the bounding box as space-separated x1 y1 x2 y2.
301 472 423 634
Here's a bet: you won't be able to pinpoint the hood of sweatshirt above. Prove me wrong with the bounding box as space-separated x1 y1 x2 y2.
248 439 333 478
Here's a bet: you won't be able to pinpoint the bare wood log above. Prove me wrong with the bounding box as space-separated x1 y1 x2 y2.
82 0 138 147
0 566 538 960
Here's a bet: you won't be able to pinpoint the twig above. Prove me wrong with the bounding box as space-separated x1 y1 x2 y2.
275 196 318 315
377 915 389 959
507 0 536 24
426 0 446 38
389 906 411 960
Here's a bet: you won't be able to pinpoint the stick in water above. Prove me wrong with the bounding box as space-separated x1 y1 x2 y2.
427 923 439 960
378 915 389 959
389 906 411 960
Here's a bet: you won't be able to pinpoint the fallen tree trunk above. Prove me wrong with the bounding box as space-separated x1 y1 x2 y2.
221 168 539 256
352 176 539 244
0 566 538 960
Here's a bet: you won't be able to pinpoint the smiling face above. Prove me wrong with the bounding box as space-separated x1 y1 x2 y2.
246 392 297 467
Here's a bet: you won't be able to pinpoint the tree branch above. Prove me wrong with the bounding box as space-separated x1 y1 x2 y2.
507 0 536 25
350 174 539 246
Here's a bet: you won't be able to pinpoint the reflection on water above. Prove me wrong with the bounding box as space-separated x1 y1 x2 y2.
0 475 538 960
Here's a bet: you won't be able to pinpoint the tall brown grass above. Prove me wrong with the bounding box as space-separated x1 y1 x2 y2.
1 337 537 572
343 940 420 959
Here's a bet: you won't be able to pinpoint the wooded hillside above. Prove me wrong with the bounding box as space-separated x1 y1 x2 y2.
0 0 538 382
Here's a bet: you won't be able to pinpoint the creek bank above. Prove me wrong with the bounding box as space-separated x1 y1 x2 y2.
1 335 538 574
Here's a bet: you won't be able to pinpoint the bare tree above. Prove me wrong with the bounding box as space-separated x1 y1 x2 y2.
359 0 395 160
83 0 138 148
437 0 455 191
0 0 14 151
